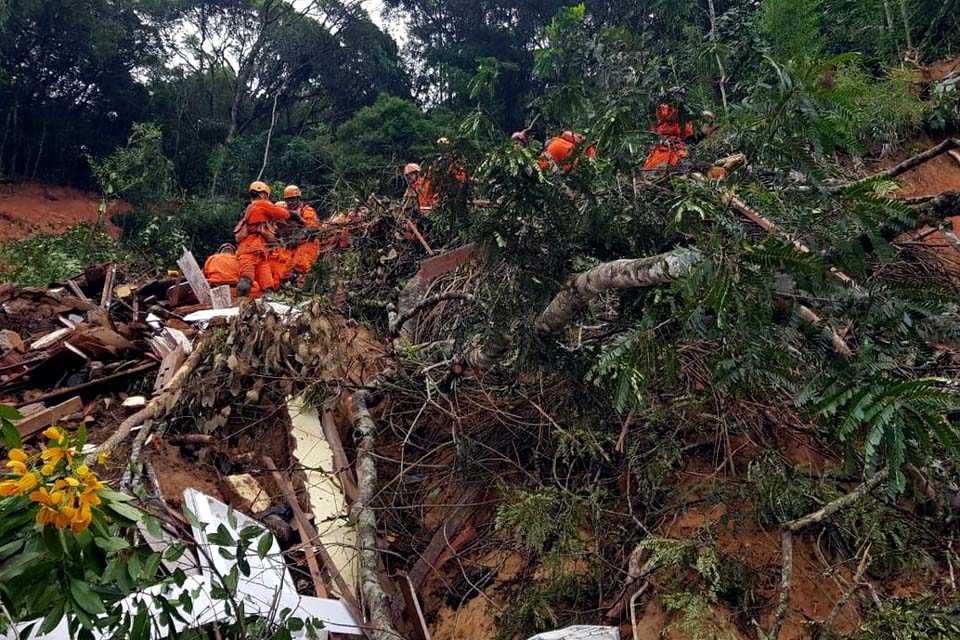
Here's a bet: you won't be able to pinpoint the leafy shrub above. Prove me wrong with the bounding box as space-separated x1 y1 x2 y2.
0 223 134 286
757 0 824 63
89 122 177 208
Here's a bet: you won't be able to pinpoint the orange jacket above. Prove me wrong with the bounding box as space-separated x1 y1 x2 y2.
643 104 695 171
540 137 595 172
406 176 438 210
203 253 241 287
238 198 292 253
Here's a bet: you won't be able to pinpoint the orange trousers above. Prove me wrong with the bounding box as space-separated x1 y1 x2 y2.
643 142 687 171
237 240 276 293
269 247 295 287
292 240 321 275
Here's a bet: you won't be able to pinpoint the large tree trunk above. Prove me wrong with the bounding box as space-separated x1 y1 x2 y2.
535 248 702 337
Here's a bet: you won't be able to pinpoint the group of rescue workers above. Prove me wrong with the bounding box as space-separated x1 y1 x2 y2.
202 100 714 300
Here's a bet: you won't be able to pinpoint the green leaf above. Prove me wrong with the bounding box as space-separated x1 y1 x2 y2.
98 488 134 502
128 553 141 582
130 603 150 640
39 601 65 635
257 532 273 559
94 536 130 552
144 552 162 580
0 404 22 420
181 505 202 530
76 421 87 452
69 578 106 615
163 545 186 562
105 500 143 522
1 418 22 450
0 551 44 583
208 524 235 547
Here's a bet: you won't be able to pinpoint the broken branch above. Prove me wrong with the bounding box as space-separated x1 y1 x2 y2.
829 138 960 193
535 248 702 337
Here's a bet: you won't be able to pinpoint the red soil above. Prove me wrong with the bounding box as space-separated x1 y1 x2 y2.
0 181 127 240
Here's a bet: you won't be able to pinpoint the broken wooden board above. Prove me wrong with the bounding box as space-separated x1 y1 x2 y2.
177 248 212 306
210 285 232 310
25 361 157 405
14 396 83 439
406 484 483 590
154 345 187 395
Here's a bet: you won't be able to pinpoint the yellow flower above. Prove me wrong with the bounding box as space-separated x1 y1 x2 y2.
96 452 110 465
42 426 65 442
40 463 55 476
71 505 92 533
40 444 74 471
0 472 38 497
4 448 28 476
54 477 80 490
30 486 69 528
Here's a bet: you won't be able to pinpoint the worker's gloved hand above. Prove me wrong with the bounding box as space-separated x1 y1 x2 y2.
237 276 253 298
288 270 302 285
289 211 303 225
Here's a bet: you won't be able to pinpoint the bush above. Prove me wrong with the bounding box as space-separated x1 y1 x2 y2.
0 223 134 286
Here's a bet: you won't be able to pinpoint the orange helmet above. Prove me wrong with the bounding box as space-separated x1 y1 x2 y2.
437 137 451 146
283 185 301 199
218 243 236 254
404 163 422 175
248 181 271 196
561 130 576 143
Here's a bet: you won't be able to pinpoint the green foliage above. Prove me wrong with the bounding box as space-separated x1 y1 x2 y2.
89 122 177 207
799 371 960 491
494 572 599 640
749 454 824 528
757 0 824 63
843 597 960 640
494 485 583 556
0 224 134 286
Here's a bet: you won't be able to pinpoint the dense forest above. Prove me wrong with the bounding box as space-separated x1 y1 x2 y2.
3 1 960 639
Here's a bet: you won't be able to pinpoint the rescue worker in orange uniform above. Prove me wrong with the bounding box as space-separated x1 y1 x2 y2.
539 130 596 172
285 185 321 285
642 103 696 172
204 243 257 298
403 163 437 211
235 181 301 298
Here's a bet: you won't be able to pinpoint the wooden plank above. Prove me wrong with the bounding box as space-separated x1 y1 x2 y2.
210 285 232 310
153 345 186 395
320 410 359 503
25 361 157 404
406 485 482 590
14 396 83 439
100 265 117 309
397 572 432 640
177 248 212 306
30 328 72 351
65 279 91 303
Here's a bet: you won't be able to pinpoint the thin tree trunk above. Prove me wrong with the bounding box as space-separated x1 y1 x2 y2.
350 386 404 640
706 0 728 113
31 121 46 179
898 0 914 51
535 248 703 337
881 0 897 53
8 100 17 177
0 106 11 176
256 89 282 181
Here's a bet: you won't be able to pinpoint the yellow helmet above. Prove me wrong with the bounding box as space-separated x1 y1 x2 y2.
283 185 301 199
248 181 271 196
437 137 451 146
404 163 422 175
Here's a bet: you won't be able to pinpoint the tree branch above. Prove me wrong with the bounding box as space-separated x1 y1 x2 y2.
389 292 475 340
535 248 703 337
828 139 960 194
766 469 889 640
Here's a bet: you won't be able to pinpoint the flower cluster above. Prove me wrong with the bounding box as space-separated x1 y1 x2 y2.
1 426 107 533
